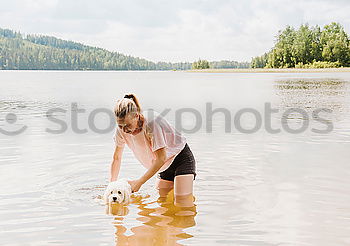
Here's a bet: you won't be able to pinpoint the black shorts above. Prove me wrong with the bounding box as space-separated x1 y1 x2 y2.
157 143 197 181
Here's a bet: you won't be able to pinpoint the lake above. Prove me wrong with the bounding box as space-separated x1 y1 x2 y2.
1 71 350 245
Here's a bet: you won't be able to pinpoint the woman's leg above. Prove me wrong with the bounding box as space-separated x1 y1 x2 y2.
174 174 195 207
155 178 174 198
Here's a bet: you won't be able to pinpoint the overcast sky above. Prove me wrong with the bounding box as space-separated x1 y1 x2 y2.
0 0 349 62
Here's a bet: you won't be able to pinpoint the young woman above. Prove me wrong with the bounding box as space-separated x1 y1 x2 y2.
110 93 197 207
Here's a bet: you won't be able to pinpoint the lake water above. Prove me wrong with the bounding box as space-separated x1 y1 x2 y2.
1 71 350 246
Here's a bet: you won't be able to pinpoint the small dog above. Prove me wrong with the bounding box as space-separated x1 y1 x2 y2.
103 178 132 205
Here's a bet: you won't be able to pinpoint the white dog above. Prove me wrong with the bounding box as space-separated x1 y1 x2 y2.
103 178 132 205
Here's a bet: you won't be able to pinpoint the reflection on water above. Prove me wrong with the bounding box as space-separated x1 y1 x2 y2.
1 71 350 246
107 191 197 246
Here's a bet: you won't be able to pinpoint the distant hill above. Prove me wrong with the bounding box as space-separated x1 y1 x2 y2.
0 28 249 70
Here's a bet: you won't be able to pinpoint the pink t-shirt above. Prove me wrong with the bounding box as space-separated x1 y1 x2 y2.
113 110 187 172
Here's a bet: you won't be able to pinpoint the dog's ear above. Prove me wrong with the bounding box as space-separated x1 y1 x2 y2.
103 183 112 203
103 190 108 204
122 182 132 204
126 181 132 194
123 188 131 204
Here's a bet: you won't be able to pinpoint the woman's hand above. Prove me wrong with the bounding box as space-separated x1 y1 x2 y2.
127 179 143 193
127 148 166 193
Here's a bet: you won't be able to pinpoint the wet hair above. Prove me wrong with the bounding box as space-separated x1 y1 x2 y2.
114 93 142 119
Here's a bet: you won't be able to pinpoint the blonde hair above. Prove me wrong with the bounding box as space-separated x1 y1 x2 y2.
114 93 141 119
114 93 153 143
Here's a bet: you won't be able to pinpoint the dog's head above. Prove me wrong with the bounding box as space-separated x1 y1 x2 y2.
103 179 132 205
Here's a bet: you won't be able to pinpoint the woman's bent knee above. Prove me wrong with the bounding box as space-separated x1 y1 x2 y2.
155 178 174 189
155 178 174 198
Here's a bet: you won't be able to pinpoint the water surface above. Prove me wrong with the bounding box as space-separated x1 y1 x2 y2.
1 71 350 245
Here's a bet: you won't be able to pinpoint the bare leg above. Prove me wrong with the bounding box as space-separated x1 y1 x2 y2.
155 178 174 201
174 174 195 208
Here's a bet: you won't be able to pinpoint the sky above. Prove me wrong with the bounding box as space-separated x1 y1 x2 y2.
0 0 349 63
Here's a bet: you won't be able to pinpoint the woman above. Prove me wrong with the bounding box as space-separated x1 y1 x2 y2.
110 93 197 207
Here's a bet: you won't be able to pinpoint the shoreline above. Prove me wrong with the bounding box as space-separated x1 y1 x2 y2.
186 67 350 73
0 67 350 73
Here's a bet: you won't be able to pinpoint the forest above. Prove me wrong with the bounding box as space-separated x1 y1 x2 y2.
251 22 350 68
0 28 248 70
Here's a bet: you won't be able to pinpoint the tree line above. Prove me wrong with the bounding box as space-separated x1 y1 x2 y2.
191 59 250 69
251 22 350 68
0 28 247 70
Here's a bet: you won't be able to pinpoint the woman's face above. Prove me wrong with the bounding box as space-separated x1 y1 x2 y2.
117 113 143 135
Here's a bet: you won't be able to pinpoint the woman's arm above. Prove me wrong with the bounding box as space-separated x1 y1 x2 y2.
140 147 166 184
109 145 124 182
128 147 166 192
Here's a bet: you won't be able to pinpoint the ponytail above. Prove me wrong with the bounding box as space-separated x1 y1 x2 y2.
114 93 142 119
123 94 141 113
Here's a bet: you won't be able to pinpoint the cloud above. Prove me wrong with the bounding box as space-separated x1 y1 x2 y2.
53 1 172 28
0 0 349 62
